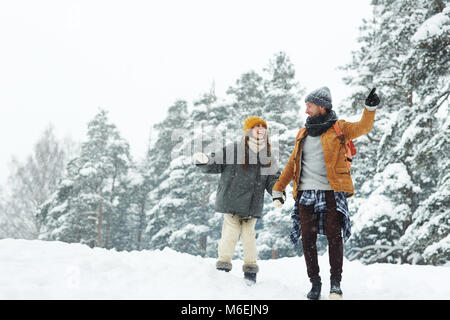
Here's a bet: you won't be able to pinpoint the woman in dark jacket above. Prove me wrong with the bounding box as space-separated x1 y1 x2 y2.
193 116 282 284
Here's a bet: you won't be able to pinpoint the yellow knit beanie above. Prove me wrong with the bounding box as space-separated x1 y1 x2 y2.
243 116 267 132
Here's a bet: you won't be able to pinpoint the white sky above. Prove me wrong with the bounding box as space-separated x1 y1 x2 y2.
0 0 371 184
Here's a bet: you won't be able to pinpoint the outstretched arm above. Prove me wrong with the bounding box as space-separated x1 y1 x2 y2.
193 146 228 174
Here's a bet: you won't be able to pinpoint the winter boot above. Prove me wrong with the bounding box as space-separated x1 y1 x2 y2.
329 279 343 299
243 264 259 286
244 272 257 285
307 280 322 300
216 260 232 272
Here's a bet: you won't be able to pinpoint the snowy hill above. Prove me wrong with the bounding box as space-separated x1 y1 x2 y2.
0 239 448 300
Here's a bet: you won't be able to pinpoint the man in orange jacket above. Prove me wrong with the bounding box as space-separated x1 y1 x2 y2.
272 87 380 299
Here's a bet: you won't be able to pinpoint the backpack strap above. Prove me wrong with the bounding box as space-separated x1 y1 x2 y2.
333 122 353 169
333 122 345 145
296 127 306 140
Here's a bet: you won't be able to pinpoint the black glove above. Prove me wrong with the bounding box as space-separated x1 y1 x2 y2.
274 192 286 204
273 190 286 207
365 88 380 107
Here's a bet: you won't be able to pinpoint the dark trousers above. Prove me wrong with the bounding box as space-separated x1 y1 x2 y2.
298 190 343 283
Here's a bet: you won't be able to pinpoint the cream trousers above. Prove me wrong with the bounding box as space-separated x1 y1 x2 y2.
217 214 258 266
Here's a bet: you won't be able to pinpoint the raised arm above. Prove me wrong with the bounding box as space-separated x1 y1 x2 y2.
341 88 380 140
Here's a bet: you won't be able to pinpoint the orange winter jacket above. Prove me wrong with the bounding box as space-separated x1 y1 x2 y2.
273 108 376 199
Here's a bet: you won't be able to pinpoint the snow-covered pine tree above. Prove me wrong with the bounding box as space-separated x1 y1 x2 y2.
133 134 161 251
143 100 192 250
262 52 304 126
37 158 84 243
102 146 136 251
341 0 449 265
164 149 212 256
226 70 265 130
38 109 133 249
396 0 449 265
122 161 154 251
164 92 220 257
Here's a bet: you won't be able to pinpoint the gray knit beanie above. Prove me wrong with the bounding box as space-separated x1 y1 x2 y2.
305 86 333 109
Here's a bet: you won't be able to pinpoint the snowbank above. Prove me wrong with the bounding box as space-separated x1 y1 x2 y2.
0 239 448 300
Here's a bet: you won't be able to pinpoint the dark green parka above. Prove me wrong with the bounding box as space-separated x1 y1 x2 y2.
197 139 280 218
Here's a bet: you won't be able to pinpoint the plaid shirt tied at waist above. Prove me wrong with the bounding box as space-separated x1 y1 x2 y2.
290 190 352 245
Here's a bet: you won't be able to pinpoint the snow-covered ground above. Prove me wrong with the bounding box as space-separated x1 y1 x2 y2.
0 239 448 300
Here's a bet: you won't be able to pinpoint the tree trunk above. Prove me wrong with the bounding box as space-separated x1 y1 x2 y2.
199 235 207 257
97 200 103 247
137 200 146 250
272 248 278 259
406 90 413 108
433 0 444 12
103 168 117 250
104 222 109 249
